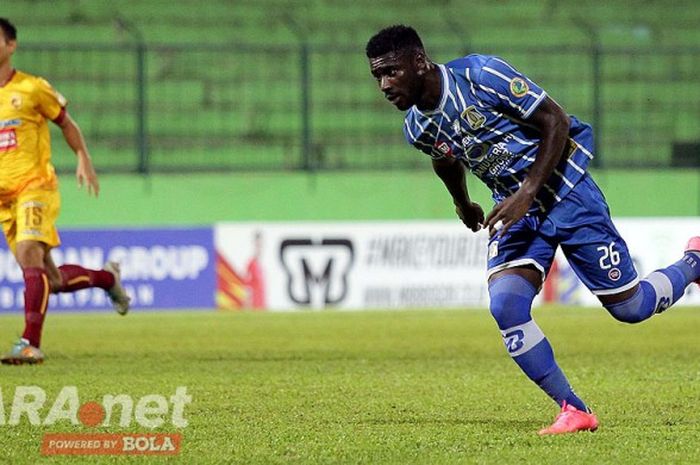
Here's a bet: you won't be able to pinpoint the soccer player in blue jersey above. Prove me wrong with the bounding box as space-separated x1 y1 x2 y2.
366 25 700 435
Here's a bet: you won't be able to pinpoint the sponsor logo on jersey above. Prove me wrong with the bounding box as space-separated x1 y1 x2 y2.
465 142 490 165
434 141 453 158
488 241 499 259
0 119 20 128
608 268 621 281
22 229 43 237
472 143 515 178
509 78 529 98
21 200 46 208
461 135 475 147
461 105 486 130
0 128 17 151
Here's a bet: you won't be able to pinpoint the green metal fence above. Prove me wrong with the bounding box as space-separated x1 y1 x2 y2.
15 44 700 173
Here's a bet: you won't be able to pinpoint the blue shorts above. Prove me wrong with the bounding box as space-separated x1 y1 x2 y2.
486 173 639 296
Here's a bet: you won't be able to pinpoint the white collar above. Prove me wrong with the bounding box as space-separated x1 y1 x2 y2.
415 64 449 116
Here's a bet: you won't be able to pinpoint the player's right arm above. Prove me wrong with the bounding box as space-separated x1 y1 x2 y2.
432 157 484 232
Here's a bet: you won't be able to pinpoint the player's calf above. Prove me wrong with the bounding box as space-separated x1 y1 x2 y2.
489 274 589 413
604 283 656 323
603 241 700 322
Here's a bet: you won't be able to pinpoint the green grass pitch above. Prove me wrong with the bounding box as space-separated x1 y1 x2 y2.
0 306 699 465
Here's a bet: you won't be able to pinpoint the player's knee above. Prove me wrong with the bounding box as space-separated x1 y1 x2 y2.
16 242 46 269
488 275 537 329
605 305 646 324
47 275 63 293
603 287 652 324
489 293 521 326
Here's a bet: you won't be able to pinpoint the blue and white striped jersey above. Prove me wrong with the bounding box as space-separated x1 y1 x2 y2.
403 54 594 213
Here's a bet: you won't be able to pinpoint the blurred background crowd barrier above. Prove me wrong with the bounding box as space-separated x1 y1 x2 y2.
6 0 700 174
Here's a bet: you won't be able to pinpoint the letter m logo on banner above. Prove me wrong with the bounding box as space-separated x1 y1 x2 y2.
280 239 354 308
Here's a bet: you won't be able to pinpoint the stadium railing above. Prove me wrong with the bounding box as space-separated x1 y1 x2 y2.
15 43 700 173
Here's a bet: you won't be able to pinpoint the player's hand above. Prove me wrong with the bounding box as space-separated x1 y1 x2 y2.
484 189 534 237
455 201 484 233
76 155 100 197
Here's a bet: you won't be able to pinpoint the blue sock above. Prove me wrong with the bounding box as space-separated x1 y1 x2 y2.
489 275 588 412
606 252 700 322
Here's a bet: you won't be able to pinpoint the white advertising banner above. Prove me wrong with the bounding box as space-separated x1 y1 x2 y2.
215 221 490 310
215 218 700 311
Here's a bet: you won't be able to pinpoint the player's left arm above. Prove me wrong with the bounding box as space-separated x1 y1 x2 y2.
56 112 100 197
484 96 569 236
34 77 100 197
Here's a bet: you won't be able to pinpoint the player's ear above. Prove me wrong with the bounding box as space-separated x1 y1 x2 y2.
414 50 428 76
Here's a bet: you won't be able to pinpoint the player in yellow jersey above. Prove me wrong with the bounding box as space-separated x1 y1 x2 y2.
0 18 131 365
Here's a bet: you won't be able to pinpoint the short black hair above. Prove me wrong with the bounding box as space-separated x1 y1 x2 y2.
0 18 17 41
366 25 424 59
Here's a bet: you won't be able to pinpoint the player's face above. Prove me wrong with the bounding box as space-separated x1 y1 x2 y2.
369 51 421 111
0 34 16 66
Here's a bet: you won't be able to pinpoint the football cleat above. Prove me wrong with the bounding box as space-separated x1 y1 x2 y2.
685 236 700 287
538 402 599 436
1 339 45 365
104 261 131 315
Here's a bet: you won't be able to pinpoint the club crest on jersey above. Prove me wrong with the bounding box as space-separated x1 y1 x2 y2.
434 141 453 158
608 268 621 281
461 105 486 130
10 94 22 110
509 78 529 98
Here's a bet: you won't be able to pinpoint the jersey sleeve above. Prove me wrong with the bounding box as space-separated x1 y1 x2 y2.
33 77 68 122
473 57 547 119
